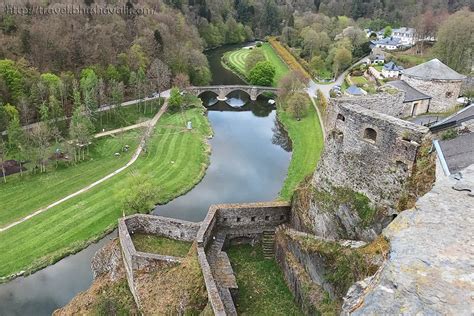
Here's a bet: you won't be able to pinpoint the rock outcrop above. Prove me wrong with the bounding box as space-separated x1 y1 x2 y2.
343 164 474 315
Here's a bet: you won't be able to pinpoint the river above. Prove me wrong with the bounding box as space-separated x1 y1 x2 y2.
0 43 292 315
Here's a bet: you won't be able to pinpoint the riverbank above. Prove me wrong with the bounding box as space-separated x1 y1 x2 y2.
0 107 213 281
278 102 324 201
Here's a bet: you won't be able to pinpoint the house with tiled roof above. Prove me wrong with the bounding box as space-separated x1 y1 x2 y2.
382 62 403 78
370 37 401 50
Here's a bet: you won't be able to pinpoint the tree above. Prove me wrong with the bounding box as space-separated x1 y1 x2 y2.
69 105 94 162
7 115 26 176
333 47 352 75
310 55 326 75
0 139 7 183
173 73 190 90
383 26 392 38
121 172 159 215
245 49 266 74
28 122 51 173
278 71 309 106
80 68 99 115
147 58 171 102
168 87 183 112
434 9 474 74
248 61 276 86
287 92 309 120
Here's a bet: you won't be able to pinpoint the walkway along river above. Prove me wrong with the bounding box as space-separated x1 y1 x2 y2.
0 43 292 315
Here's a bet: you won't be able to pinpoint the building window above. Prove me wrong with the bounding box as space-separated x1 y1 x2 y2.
445 91 453 98
337 113 345 121
363 128 377 143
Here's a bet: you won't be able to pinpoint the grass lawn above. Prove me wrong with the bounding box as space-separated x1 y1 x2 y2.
278 102 324 201
94 100 161 133
227 244 303 316
351 76 368 86
373 65 383 72
0 132 140 227
224 43 289 86
131 233 191 257
0 108 212 279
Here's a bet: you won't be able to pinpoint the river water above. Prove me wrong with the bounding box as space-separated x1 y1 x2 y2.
0 43 292 315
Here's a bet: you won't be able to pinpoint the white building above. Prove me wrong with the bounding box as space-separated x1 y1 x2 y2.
392 27 416 46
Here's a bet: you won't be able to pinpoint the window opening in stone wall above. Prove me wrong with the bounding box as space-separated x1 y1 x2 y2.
363 128 377 143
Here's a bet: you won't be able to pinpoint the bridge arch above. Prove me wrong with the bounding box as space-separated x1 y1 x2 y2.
186 85 278 102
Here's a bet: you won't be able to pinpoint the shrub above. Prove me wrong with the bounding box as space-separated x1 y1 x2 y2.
441 128 458 140
248 61 276 86
256 42 262 47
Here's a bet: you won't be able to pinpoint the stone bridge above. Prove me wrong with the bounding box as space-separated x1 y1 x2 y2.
186 85 279 101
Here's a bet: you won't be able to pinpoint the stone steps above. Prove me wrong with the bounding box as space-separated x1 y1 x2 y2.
262 230 276 259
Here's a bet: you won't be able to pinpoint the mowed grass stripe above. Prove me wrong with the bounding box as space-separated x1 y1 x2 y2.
225 43 289 87
0 108 212 278
0 134 140 226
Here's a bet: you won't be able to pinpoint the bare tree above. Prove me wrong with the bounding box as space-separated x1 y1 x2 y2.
147 58 171 105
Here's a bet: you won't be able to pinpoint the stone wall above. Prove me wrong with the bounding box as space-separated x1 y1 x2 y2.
402 75 463 113
275 226 367 314
196 202 291 315
332 92 407 119
118 215 201 309
301 100 430 241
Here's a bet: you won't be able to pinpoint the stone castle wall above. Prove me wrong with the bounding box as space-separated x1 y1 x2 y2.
118 215 200 309
333 92 408 119
402 75 463 113
299 100 430 241
196 202 291 315
316 100 429 207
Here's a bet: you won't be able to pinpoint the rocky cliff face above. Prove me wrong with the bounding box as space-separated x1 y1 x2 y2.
343 164 474 315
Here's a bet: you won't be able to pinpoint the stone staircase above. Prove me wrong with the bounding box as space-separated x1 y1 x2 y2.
206 232 238 315
262 230 276 259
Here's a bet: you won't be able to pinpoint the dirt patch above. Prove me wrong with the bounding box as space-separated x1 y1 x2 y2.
135 244 208 315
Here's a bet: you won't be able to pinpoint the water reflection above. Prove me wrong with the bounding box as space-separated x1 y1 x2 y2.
0 233 115 316
272 119 293 152
153 99 292 221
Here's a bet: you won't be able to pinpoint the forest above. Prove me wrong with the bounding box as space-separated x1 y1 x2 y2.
0 0 472 132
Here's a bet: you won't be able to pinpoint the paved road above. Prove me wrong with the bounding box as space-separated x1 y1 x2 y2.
1 93 165 135
306 56 368 98
0 101 169 233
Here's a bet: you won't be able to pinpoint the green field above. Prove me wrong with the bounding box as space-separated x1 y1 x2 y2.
224 43 289 86
228 244 303 315
94 100 161 133
0 108 212 279
0 133 140 227
278 101 324 201
132 233 191 257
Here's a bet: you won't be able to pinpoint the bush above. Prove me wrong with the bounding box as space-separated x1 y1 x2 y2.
256 42 262 47
441 128 458 140
248 61 276 86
